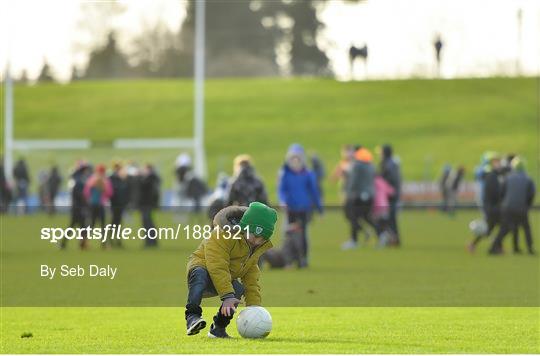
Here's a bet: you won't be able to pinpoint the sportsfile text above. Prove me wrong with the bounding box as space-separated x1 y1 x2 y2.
40 224 247 244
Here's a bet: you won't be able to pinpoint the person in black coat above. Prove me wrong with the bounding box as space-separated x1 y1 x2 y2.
109 162 129 247
63 163 91 250
139 164 161 247
227 156 268 207
13 158 30 213
47 165 62 215
380 144 402 245
468 156 502 252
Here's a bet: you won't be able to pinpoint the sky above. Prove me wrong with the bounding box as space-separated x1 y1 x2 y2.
1 0 539 82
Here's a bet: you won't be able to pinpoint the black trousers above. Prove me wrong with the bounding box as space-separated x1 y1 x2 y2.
185 267 244 328
345 197 374 242
89 205 107 248
389 199 400 244
110 205 125 247
64 205 88 249
140 206 157 247
491 210 533 253
90 205 106 228
472 208 501 246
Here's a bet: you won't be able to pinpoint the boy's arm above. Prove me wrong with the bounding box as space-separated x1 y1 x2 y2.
204 233 235 299
241 263 262 306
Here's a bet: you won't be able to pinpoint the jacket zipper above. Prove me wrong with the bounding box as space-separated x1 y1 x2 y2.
240 239 268 270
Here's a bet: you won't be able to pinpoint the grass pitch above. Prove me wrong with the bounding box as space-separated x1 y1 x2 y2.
2 307 538 354
1 210 539 353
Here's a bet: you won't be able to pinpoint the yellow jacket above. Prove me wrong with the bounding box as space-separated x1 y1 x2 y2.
186 206 273 306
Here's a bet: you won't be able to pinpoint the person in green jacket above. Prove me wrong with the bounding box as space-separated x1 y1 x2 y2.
185 202 277 338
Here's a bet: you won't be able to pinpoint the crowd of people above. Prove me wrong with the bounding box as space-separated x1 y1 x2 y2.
332 144 402 250
468 152 536 255
65 160 162 249
0 145 535 258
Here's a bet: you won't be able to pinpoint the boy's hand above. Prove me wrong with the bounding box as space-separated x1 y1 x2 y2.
221 297 242 317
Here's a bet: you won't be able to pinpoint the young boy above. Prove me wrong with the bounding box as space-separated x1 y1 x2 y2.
185 201 277 338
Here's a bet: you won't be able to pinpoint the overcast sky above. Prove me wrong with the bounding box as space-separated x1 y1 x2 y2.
1 0 539 81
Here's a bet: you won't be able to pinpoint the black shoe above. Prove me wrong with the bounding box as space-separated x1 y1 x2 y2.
488 247 504 255
514 249 523 254
528 250 537 256
186 315 206 336
207 323 230 338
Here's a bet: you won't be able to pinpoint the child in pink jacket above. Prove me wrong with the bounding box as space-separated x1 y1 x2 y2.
373 175 395 246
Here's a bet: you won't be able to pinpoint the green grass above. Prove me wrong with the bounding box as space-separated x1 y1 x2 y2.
1 210 539 353
1 77 538 203
2 307 538 353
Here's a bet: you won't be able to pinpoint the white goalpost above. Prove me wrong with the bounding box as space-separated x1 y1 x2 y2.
3 0 207 181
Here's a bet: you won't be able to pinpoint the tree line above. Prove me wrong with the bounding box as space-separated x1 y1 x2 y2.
30 0 338 83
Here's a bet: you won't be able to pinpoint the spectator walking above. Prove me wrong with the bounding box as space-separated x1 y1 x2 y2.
468 154 503 252
109 162 129 247
278 144 323 267
126 161 141 211
473 152 495 208
342 147 376 250
489 158 536 255
13 158 30 214
63 162 91 250
37 170 49 211
47 165 62 215
440 164 452 212
174 153 207 213
379 144 402 245
139 164 161 248
447 166 465 214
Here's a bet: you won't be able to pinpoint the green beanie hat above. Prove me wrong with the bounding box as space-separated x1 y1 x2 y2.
240 202 278 240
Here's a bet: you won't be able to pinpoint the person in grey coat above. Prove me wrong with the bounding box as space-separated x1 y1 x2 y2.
489 157 536 255
342 148 376 249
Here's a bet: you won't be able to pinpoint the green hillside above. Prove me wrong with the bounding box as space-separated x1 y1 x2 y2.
1 77 537 202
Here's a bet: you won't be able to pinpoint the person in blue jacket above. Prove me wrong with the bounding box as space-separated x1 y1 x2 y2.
278 144 323 268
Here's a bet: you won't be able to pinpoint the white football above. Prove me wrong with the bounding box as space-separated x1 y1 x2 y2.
236 306 272 339
469 218 488 237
